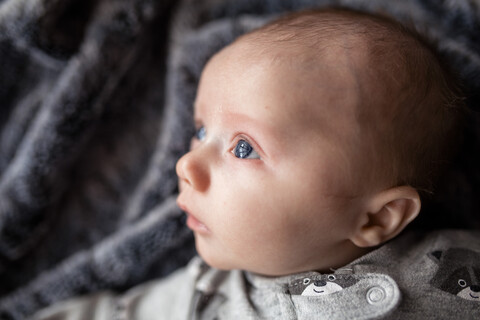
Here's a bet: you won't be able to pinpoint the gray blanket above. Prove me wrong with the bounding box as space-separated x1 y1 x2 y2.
0 0 479 318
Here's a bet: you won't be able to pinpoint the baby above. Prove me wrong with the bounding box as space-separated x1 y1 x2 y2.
35 8 479 320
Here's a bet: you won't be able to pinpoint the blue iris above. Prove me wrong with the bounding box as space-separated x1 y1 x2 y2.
234 140 260 159
195 126 206 141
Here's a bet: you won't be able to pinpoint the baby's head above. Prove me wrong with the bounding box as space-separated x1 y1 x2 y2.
176 8 465 276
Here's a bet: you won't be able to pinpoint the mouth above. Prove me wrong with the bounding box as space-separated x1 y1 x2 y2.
313 289 325 294
470 293 479 299
176 198 210 234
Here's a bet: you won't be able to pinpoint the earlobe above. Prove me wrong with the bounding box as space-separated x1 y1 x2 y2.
350 186 421 248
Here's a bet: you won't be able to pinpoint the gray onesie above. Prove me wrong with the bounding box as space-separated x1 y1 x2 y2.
33 230 480 319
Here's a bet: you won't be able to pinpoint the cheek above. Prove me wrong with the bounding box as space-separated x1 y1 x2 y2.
210 173 314 247
201 160 359 273
212 183 266 232
208 168 283 240
271 162 358 235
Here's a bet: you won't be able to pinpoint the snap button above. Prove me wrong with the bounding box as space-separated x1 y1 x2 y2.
366 286 386 304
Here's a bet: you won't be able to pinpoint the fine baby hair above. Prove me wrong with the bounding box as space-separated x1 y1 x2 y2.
244 8 466 197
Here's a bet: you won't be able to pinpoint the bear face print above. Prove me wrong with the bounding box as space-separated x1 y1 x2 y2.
434 265 480 301
300 277 343 296
429 248 480 302
288 274 358 296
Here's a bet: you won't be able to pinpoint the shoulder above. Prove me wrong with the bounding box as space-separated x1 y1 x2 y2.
421 230 480 303
123 257 203 319
32 257 206 320
32 292 116 320
353 229 480 319
355 229 480 268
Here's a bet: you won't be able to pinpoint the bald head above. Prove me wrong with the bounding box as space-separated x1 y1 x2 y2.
231 8 465 194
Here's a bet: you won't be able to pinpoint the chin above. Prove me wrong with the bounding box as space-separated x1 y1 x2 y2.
200 254 233 271
195 242 232 270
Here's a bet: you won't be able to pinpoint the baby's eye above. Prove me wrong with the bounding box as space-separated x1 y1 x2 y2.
233 139 260 159
195 126 206 141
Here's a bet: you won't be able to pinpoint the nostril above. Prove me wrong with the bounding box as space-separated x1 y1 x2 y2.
471 285 480 292
314 280 327 287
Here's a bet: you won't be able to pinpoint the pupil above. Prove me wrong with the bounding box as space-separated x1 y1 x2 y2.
235 140 252 158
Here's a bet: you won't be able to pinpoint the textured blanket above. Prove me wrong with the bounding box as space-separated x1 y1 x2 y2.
0 0 479 318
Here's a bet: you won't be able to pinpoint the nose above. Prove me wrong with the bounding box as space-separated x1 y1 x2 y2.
471 285 480 292
314 280 327 287
176 148 210 192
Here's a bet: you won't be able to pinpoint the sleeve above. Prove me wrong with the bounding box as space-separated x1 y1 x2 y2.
31 292 117 320
30 262 199 320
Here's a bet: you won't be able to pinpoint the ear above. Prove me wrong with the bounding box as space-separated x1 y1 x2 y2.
350 186 421 248
429 250 443 264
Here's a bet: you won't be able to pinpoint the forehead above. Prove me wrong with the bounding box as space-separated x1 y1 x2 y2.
195 39 366 138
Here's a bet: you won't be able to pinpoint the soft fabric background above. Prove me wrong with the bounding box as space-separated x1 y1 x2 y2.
0 0 479 318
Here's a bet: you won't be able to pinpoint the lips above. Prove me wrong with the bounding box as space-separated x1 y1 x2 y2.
176 197 210 234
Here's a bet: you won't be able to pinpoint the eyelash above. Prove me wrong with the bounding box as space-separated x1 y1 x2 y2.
193 125 261 160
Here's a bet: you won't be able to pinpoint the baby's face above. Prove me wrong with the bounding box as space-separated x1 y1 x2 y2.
176 40 378 276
